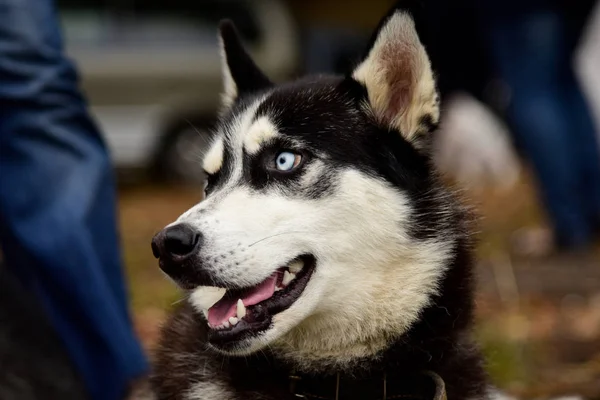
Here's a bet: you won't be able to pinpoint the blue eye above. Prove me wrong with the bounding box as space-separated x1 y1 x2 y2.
275 151 301 171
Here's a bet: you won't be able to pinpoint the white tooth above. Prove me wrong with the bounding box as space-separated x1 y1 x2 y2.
236 299 246 319
223 321 230 328
275 286 283 291
288 260 303 274
229 317 238 326
282 270 295 286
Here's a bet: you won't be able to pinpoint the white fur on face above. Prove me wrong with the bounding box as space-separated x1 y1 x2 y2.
203 136 225 175
243 116 279 154
352 12 439 142
192 96 266 196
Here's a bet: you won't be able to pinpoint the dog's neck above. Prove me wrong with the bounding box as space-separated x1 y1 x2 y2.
225 345 451 400
251 240 486 398
286 369 448 400
271 331 391 374
267 237 475 373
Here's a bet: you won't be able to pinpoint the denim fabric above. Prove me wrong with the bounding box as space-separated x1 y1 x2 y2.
0 0 148 399
479 5 600 247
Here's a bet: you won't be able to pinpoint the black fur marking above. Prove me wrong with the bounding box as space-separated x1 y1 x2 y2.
290 370 444 399
255 77 379 176
219 20 273 99
304 168 336 200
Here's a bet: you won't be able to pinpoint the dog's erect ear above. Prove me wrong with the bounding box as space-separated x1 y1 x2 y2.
351 6 439 144
218 20 273 108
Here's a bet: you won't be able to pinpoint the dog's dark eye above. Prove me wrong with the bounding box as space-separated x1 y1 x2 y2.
273 151 302 172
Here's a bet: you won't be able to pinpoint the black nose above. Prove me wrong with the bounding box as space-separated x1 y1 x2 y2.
152 224 202 261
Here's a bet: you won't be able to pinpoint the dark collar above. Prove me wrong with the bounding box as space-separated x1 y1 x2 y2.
288 370 447 400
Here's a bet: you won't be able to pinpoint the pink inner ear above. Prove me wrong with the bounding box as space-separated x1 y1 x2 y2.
380 42 417 123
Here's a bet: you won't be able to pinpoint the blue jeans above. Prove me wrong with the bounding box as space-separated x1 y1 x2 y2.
0 1 148 399
479 5 600 247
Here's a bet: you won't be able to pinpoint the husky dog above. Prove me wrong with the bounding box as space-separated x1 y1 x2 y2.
151 3 488 399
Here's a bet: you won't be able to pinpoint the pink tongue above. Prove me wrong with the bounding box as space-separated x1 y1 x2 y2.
207 272 278 327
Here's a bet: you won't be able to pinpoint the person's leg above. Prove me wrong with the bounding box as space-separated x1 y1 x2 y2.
0 1 148 399
0 266 89 400
480 7 594 248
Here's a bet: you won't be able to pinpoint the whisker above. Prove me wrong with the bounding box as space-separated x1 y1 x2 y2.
171 297 186 306
184 118 204 137
247 231 307 248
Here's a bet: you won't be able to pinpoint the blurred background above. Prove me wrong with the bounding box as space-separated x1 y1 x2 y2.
3 0 600 398
62 0 600 397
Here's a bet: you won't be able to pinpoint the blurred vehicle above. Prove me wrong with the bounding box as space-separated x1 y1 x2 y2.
58 0 299 184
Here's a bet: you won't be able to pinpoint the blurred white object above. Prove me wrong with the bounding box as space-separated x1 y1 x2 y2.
550 397 584 400
434 92 520 191
575 0 600 151
488 390 518 400
488 390 583 400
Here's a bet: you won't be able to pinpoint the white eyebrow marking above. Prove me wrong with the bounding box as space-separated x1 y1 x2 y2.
203 136 225 174
243 116 279 155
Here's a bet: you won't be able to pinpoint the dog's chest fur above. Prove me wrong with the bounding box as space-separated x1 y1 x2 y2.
151 239 488 400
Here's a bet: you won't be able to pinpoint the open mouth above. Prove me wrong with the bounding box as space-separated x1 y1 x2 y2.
205 255 316 348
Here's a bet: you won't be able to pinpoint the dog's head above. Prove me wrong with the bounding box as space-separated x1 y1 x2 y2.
152 6 459 365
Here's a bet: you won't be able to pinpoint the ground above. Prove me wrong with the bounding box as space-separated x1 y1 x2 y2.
119 175 600 399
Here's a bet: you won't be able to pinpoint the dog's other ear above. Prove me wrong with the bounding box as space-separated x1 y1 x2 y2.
351 4 439 145
218 20 273 108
